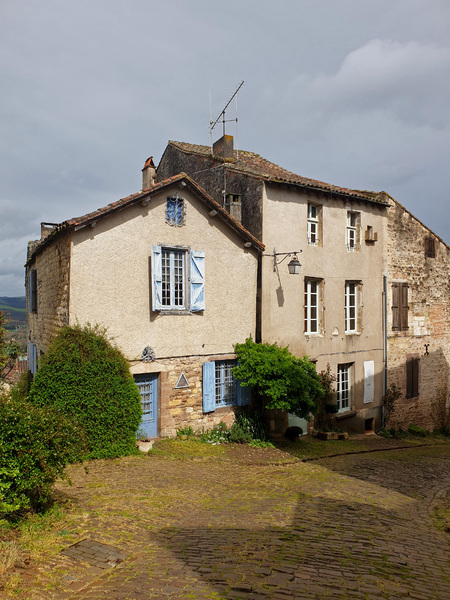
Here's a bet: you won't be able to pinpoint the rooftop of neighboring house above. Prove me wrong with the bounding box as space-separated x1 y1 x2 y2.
165 139 391 206
27 172 264 263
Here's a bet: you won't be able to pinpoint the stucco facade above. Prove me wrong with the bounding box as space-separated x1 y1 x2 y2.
26 175 262 437
260 183 387 433
157 138 391 433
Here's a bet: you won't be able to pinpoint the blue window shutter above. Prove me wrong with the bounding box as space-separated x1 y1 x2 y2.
202 361 215 413
237 381 251 406
151 245 163 310
190 250 205 311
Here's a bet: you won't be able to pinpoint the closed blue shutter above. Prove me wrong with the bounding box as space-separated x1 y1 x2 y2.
237 382 251 406
202 361 215 413
151 245 163 310
27 340 37 375
190 251 205 312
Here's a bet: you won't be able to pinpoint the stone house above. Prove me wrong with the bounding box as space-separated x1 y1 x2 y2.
26 172 263 438
157 135 450 433
157 137 391 434
385 198 450 430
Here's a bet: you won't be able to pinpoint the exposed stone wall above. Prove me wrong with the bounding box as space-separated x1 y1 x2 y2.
131 354 239 438
27 233 71 353
386 199 450 430
156 145 264 240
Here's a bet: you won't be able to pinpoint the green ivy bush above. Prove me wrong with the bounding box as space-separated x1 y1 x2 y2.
0 394 86 519
29 324 142 460
233 338 324 418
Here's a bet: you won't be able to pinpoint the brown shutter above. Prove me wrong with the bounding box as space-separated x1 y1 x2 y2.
425 237 435 258
400 283 409 331
392 283 400 330
406 358 419 398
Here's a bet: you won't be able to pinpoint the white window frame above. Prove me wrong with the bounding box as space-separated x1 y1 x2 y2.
307 204 319 246
345 282 358 333
347 211 359 251
304 278 321 334
162 248 185 309
152 246 205 312
337 364 352 412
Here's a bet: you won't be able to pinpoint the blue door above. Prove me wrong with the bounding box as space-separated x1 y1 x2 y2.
134 374 158 438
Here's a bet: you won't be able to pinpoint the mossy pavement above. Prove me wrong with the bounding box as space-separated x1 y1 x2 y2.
1 436 449 600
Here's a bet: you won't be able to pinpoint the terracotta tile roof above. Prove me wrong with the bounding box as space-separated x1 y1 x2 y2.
168 140 390 206
27 173 264 262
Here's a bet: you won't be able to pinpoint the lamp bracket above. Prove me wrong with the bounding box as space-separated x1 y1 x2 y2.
263 248 303 272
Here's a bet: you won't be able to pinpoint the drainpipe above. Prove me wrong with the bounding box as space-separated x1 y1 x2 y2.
382 274 388 428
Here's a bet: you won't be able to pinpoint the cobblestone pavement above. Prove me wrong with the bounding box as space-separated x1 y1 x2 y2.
2 444 449 600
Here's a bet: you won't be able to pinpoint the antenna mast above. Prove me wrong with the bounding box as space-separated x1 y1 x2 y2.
210 80 244 140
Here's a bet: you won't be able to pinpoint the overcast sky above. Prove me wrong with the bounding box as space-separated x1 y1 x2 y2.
1 0 449 296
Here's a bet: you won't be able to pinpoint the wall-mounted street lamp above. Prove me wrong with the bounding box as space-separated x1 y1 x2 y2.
265 248 303 274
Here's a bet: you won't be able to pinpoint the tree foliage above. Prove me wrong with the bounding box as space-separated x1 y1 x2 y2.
29 324 142 460
0 394 86 519
233 338 324 418
0 311 20 382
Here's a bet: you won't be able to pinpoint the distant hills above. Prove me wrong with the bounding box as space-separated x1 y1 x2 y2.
0 297 26 322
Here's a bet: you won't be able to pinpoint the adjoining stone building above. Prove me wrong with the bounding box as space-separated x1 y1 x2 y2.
385 198 450 430
157 136 450 433
26 173 263 438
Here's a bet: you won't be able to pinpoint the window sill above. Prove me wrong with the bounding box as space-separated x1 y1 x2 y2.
345 331 361 336
336 410 357 421
156 309 203 315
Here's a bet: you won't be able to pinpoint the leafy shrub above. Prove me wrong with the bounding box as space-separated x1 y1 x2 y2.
199 422 230 445
29 324 142 460
229 407 270 443
0 395 86 519
233 338 324 418
408 423 427 437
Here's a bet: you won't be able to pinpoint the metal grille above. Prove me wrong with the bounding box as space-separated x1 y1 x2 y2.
138 379 154 417
162 249 184 308
215 360 237 407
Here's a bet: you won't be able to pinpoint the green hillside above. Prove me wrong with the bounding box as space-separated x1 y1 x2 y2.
0 297 26 322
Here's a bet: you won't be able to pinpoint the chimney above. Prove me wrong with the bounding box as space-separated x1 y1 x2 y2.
40 222 58 240
142 156 156 189
212 135 234 160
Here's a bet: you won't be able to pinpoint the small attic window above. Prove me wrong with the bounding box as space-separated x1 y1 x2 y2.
166 197 185 227
425 237 435 258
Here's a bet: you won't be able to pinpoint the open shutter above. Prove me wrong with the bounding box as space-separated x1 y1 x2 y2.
151 245 163 311
237 382 251 406
202 361 215 413
400 283 409 331
190 250 205 312
392 283 400 331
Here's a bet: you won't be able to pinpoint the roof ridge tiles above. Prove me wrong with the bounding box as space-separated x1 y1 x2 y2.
168 140 389 205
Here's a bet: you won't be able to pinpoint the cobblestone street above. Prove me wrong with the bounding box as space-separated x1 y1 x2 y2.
2 442 449 600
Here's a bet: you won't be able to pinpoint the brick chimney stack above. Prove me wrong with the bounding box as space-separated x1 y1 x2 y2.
142 156 156 189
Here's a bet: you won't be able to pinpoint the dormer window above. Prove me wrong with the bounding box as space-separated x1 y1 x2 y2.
166 197 185 227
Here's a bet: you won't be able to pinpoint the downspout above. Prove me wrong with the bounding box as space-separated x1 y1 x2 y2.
382 274 388 428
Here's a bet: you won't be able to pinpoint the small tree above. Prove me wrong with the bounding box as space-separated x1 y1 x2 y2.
233 338 324 419
29 324 142 460
0 311 20 383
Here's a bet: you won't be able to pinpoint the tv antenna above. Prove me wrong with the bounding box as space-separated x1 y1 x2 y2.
210 80 244 143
